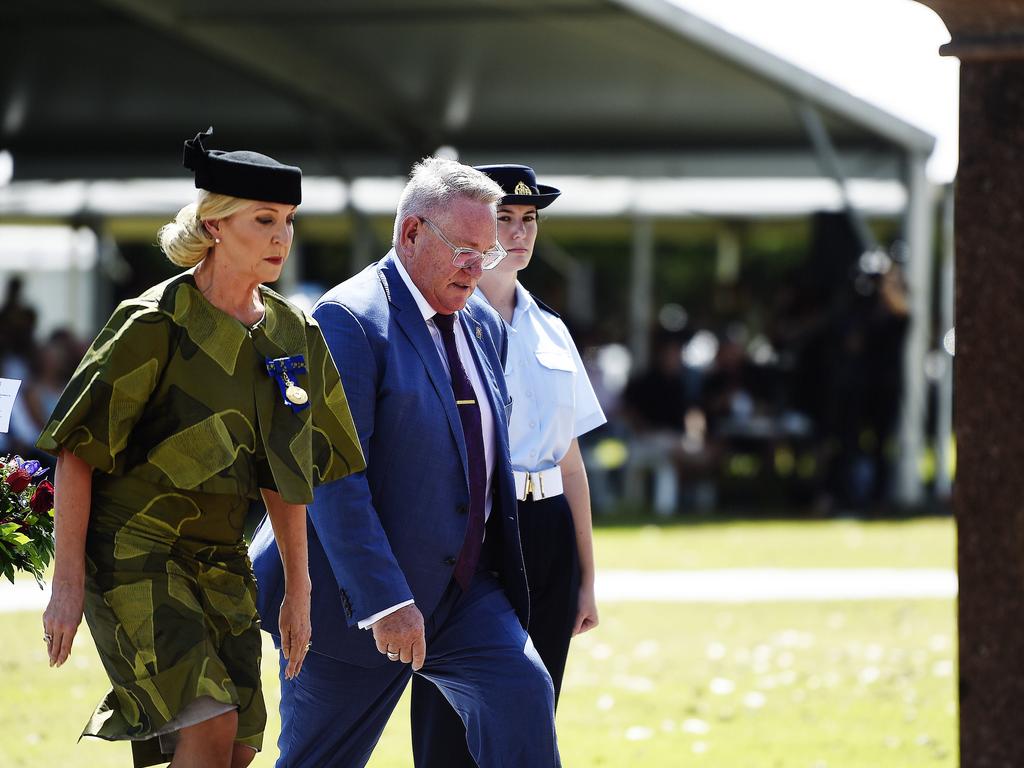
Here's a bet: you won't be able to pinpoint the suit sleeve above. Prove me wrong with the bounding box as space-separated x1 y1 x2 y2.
309 300 414 625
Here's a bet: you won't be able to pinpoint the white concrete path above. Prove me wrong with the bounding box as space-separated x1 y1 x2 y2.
0 568 957 614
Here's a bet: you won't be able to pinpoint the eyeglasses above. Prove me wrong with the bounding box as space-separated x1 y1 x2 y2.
418 217 507 270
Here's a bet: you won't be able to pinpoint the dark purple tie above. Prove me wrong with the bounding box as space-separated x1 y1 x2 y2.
433 312 487 591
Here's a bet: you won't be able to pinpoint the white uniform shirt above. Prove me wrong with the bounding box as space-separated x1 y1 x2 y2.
485 282 606 473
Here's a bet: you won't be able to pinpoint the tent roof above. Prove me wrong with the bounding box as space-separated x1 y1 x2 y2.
4 0 934 181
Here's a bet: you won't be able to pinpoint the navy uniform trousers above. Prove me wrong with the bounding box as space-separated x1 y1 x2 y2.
411 494 580 767
276 567 559 768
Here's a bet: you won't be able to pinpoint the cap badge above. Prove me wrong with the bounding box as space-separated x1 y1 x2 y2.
514 181 533 196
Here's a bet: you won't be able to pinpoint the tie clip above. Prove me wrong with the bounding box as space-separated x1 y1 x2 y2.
456 399 476 406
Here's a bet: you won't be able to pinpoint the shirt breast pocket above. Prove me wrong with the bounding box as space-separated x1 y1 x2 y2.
535 349 576 409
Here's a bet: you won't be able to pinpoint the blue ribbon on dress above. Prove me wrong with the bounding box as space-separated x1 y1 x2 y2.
265 355 310 414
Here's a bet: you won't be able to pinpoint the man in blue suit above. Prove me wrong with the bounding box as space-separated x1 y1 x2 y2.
250 157 560 767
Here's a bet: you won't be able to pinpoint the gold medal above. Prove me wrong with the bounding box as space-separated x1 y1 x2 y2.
266 355 311 411
285 385 308 405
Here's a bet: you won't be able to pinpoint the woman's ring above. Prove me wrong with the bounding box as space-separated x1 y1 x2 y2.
387 651 400 661
43 633 53 644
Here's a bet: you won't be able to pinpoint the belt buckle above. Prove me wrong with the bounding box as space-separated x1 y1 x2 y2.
519 473 533 502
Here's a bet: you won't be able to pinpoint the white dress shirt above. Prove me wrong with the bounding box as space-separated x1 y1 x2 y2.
359 251 498 628
484 281 606 473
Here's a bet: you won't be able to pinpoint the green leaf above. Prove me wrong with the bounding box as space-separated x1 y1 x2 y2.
10 532 30 546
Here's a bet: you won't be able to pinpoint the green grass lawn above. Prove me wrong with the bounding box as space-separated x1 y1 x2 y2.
1 517 957 767
593 515 955 570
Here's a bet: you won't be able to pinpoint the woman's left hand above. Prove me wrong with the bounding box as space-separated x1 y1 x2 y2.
572 583 599 636
279 585 312 680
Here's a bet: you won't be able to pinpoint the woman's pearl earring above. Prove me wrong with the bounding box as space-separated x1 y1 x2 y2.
214 237 221 244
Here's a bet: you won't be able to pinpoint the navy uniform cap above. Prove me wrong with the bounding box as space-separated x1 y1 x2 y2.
183 127 302 206
474 164 560 210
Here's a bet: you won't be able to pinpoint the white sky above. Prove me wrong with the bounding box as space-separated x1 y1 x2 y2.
668 0 959 183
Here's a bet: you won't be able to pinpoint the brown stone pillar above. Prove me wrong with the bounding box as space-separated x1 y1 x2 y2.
916 2 1024 765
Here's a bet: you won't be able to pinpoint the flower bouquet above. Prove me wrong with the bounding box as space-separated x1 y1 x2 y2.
0 456 55 586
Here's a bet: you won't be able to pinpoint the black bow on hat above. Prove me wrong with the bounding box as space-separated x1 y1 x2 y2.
183 127 302 206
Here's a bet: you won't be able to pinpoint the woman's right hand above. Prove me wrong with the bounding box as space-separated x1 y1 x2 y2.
42 578 84 667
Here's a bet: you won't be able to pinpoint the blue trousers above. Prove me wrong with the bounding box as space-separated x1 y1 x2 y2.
411 495 580 767
275 572 560 767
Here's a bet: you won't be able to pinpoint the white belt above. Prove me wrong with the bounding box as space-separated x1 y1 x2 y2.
514 467 563 501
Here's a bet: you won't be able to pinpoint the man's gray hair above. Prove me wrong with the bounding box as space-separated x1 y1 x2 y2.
393 157 503 247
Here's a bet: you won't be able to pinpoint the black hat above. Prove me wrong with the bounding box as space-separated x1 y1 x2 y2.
182 127 302 205
474 164 560 209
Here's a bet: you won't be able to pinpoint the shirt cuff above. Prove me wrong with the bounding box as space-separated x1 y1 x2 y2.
357 599 415 630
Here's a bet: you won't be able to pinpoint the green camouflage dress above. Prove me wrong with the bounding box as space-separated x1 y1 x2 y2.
36 271 365 767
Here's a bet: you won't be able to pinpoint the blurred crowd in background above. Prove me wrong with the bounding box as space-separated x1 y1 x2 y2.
580 242 911 517
0 277 88 469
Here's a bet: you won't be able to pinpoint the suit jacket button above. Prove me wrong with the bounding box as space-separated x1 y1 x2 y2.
457 505 468 515
443 556 457 566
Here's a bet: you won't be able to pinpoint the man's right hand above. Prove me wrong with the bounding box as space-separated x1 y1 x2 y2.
371 604 426 671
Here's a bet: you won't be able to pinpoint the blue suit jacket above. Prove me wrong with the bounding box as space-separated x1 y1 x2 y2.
250 252 528 667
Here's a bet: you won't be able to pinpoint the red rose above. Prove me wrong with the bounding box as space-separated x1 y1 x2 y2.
30 480 54 515
6 468 31 494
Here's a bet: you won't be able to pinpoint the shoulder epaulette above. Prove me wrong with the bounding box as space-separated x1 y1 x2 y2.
530 292 561 319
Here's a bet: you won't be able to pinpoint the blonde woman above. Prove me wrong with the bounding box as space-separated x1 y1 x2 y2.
38 128 364 768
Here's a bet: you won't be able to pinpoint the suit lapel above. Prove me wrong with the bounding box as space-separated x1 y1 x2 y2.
378 256 470 477
460 305 509 456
